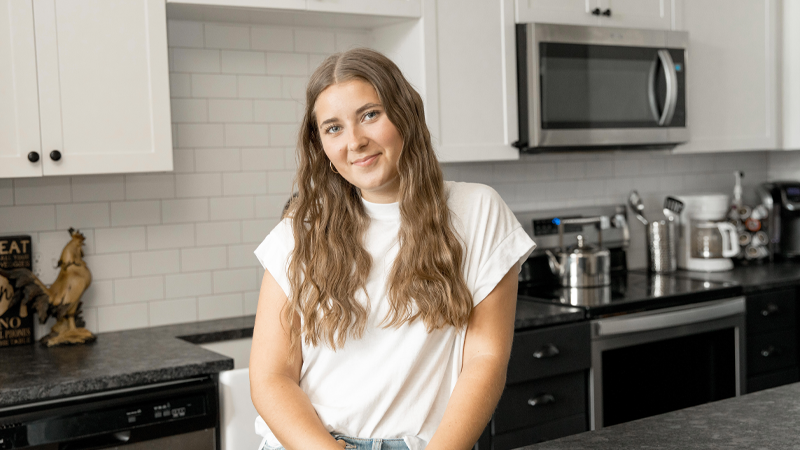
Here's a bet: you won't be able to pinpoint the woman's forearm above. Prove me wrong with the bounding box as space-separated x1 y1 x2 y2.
252 373 343 450
425 354 507 450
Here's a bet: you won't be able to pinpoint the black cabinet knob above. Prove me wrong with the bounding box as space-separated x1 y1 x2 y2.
761 345 781 358
50 150 61 161
761 303 779 316
591 7 601 15
527 394 555 407
27 151 40 163
602 8 612 16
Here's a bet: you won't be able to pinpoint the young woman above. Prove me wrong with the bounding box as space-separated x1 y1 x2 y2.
251 48 535 450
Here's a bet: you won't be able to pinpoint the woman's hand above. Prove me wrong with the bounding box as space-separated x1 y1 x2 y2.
250 269 345 450
425 263 519 450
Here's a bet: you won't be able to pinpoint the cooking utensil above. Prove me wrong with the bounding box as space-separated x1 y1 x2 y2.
663 196 684 222
544 216 611 288
629 190 648 225
647 220 677 273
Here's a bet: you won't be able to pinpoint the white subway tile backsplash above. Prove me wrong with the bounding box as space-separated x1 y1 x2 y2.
255 194 288 219
205 24 250 50
267 170 295 194
172 48 220 73
170 73 192 98
192 74 237 98
251 26 293 52
198 293 243 320
308 54 327 73
98 303 149 332
225 124 270 147
115 276 165 304
254 100 298 123
243 219 278 244
14 177 71 205
555 161 587 179
284 147 298 170
111 201 161 227
171 99 208 123
195 148 242 173
132 249 180 276
238 75 282 99
335 31 371 52
281 76 308 101
266 53 308 76
210 197 254 220
196 221 241 246
167 21 204 48
55 203 109 229
244 291 259 315
72 175 125 202
295 29 335 54
228 244 262 268
182 246 227 272
222 50 266 75
84 253 130 280
162 198 209 224
213 268 258 293
223 172 268 196
166 272 213 298
125 174 176 200
149 297 198 326
147 224 195 250
269 124 298 146
95 227 146 254
81 280 114 307
176 174 223 198
613 159 641 176
177 124 225 148
173 149 195 173
0 180 12 206
209 99 254 123
241 148 285 172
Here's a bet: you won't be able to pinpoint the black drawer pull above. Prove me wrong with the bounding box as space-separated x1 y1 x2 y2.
527 394 555 407
591 7 601 15
532 343 560 359
761 303 779 317
761 345 782 358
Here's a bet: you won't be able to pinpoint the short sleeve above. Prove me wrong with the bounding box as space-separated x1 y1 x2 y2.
253 218 294 299
448 182 536 307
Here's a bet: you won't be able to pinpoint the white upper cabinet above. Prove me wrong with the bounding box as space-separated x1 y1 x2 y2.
430 0 519 162
673 0 778 153
0 0 41 178
782 0 800 150
32 0 173 176
517 0 673 30
166 0 420 18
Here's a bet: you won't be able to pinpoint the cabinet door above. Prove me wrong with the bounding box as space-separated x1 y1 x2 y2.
166 0 305 9
0 0 42 178
306 0 420 18
596 0 672 30
33 0 173 176
674 0 778 153
516 0 601 26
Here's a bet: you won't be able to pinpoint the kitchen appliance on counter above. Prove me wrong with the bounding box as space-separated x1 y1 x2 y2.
516 205 745 431
677 194 740 271
0 377 218 449
545 216 613 288
761 181 800 258
515 23 688 151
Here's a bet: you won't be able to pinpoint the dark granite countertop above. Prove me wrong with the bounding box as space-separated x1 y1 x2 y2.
672 261 800 293
0 299 579 410
520 381 800 450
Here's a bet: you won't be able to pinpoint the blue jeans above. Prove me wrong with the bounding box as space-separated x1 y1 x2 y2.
261 434 410 450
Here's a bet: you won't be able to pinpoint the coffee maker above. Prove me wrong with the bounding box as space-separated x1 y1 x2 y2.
677 194 740 271
761 181 800 258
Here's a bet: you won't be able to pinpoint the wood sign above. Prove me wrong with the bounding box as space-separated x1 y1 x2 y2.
0 235 34 347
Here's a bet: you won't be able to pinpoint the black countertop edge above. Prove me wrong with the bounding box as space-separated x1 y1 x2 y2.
514 297 585 330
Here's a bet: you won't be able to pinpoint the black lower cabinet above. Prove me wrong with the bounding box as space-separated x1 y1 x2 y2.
474 321 591 450
745 287 799 393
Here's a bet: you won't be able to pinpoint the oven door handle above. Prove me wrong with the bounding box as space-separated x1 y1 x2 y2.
593 297 745 337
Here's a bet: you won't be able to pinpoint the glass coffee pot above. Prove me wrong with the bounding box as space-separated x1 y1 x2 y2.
690 220 740 259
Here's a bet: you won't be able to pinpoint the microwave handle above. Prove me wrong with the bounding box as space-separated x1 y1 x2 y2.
648 50 679 126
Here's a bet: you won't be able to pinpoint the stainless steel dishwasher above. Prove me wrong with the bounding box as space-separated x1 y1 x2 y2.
0 377 218 449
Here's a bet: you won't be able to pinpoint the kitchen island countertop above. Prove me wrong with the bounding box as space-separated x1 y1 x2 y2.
519 381 800 450
0 299 580 409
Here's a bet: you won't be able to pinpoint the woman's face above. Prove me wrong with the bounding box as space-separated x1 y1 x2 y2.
315 79 403 204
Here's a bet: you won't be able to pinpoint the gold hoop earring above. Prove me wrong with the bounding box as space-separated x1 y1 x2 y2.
329 161 339 174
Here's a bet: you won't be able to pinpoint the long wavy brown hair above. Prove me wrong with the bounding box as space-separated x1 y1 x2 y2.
285 48 473 351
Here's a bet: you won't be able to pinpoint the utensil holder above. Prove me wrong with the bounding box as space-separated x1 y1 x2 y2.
647 220 677 273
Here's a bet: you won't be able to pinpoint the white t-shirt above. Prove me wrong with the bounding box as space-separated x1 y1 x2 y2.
252 181 536 450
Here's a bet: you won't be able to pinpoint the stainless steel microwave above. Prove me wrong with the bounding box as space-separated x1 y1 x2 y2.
516 23 689 151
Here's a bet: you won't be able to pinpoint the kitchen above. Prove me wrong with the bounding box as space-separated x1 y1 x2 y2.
1 0 800 448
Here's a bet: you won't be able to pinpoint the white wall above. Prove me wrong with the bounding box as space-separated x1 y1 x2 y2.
0 18 792 336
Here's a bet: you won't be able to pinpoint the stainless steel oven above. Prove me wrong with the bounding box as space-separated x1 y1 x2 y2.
590 297 745 429
516 23 689 151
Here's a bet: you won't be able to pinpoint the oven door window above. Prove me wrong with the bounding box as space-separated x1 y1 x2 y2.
539 43 685 129
601 328 736 427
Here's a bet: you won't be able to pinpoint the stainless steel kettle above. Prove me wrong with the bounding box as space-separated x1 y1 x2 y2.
544 216 612 288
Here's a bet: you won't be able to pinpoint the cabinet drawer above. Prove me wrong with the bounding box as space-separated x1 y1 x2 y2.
746 288 796 333
494 371 586 434
507 322 590 384
747 367 799 393
747 329 798 376
491 414 587 450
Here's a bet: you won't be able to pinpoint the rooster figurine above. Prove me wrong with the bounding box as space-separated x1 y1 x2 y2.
0 228 94 347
